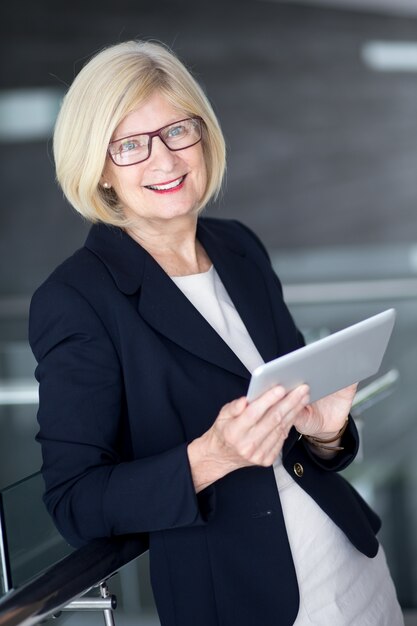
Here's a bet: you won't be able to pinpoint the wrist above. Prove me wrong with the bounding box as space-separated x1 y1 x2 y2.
298 417 349 452
187 432 235 493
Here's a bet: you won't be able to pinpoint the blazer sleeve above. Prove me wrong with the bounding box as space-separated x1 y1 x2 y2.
29 281 214 547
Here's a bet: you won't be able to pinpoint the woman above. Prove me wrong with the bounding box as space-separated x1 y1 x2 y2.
29 41 403 625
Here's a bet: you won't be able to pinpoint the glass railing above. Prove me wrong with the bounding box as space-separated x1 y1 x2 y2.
0 472 73 594
0 310 41 491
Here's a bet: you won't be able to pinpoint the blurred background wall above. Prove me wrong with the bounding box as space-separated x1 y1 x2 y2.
1 0 417 621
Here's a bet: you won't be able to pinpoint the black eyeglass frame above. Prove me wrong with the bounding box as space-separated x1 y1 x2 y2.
107 116 204 167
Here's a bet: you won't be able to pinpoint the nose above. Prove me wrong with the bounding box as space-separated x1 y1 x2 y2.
148 135 177 169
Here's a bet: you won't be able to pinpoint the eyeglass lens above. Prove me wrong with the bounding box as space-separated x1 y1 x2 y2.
108 118 202 166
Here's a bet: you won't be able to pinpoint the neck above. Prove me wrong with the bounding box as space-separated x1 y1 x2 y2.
124 214 211 276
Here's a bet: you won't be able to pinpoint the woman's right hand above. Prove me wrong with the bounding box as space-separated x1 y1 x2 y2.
187 384 310 493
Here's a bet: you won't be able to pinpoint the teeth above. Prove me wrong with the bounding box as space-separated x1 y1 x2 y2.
147 176 184 191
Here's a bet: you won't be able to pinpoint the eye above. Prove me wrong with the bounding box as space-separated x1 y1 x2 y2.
119 138 141 153
113 135 148 155
166 124 187 139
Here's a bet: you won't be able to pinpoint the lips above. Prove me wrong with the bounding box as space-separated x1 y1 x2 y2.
145 175 186 193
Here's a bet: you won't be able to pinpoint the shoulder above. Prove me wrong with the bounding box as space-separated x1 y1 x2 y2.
35 246 110 294
30 230 123 317
29 245 118 354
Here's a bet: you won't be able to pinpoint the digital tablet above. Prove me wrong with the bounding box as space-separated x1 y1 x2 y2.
247 308 396 403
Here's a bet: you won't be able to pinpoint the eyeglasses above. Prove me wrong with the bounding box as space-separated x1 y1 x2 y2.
107 117 203 166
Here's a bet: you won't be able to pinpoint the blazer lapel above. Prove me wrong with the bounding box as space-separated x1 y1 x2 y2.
85 223 249 379
138 253 250 379
197 220 279 364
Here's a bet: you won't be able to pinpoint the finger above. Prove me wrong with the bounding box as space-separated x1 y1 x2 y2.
218 396 248 421
241 385 287 427
263 428 291 464
243 385 309 454
247 384 309 440
263 393 309 462
246 423 290 467
269 384 310 426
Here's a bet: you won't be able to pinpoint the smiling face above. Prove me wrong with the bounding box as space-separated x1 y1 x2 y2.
102 91 207 227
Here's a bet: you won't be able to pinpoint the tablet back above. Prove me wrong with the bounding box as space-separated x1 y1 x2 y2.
247 308 396 403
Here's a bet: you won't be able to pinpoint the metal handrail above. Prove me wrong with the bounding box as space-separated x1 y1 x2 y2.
63 581 117 626
0 534 148 626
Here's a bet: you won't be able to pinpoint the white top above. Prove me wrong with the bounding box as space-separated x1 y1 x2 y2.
172 266 403 625
172 265 264 373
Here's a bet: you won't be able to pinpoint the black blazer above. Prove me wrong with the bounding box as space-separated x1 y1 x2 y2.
29 218 381 626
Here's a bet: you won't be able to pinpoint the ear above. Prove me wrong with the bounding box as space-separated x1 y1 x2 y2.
100 165 113 190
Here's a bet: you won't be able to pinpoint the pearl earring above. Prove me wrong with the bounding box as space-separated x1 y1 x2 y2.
103 182 111 189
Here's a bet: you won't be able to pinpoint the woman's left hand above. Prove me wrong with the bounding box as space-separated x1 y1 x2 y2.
293 383 358 439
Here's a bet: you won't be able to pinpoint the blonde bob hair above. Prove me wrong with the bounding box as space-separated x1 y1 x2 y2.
53 40 226 225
